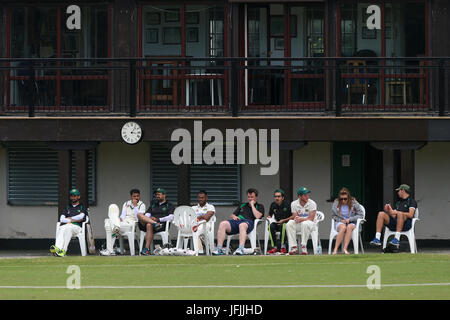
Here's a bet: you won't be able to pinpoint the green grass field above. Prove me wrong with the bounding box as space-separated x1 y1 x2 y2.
0 253 449 300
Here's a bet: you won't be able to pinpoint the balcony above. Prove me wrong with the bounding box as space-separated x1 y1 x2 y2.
1 57 449 117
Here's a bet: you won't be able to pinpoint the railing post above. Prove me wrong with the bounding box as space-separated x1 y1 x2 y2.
439 59 445 117
28 61 35 117
335 59 342 117
231 59 239 117
129 60 137 117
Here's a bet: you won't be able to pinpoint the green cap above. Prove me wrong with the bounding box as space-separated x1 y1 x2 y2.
274 188 285 196
154 187 166 195
297 187 311 196
395 184 411 194
69 188 80 196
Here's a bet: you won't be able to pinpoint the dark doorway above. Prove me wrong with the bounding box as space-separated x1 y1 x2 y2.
332 142 383 241
363 144 383 241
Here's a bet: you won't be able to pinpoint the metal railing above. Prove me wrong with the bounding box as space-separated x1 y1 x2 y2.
1 57 448 117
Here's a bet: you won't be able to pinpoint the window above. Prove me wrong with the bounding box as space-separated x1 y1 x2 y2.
150 144 240 206
141 4 226 109
7 5 110 110
339 1 427 108
7 146 96 205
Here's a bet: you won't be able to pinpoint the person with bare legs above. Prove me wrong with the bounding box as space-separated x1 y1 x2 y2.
331 188 364 255
212 188 264 255
370 184 417 251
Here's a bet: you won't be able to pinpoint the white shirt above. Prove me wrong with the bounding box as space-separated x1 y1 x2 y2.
191 203 215 217
121 200 146 222
291 199 317 218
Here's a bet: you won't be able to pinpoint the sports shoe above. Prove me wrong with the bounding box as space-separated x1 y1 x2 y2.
140 248 151 256
288 247 298 255
212 248 225 255
389 238 400 247
301 245 308 255
50 245 58 255
233 247 245 255
268 248 278 254
370 238 381 246
280 247 288 254
55 248 66 257
99 249 116 256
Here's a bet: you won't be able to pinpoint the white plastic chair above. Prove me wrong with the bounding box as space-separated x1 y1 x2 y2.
328 206 366 254
225 218 263 255
118 221 139 256
55 215 89 256
206 215 216 255
294 211 324 255
263 216 277 255
184 215 216 255
173 206 200 256
139 220 171 255
383 208 420 253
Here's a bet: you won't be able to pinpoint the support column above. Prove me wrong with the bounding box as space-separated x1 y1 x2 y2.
279 142 307 202
371 142 425 205
74 149 89 209
279 149 293 203
58 149 71 218
400 150 415 198
382 149 395 205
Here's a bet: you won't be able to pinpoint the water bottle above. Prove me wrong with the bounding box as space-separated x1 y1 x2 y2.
317 242 322 255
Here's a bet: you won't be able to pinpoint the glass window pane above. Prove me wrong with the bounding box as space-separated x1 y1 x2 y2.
142 6 182 57
11 7 57 58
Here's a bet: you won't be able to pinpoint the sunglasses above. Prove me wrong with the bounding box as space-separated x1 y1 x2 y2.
339 197 348 201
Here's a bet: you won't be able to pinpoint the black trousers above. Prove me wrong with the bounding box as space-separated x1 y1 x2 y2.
269 222 287 249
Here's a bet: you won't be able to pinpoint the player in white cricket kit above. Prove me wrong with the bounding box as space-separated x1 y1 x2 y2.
51 188 87 257
191 190 215 254
286 187 318 255
100 189 146 256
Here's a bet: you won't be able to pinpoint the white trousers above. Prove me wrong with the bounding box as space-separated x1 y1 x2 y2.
55 223 82 252
104 204 134 252
286 220 317 250
194 220 213 251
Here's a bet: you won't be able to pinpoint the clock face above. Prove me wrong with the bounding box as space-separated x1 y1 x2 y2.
121 121 142 144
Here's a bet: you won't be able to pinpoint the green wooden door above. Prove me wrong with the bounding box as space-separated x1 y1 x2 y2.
332 142 365 204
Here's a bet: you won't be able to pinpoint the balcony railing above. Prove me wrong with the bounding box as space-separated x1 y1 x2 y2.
1 57 449 116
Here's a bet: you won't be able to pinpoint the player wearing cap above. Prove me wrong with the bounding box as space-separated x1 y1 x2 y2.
267 189 291 254
286 187 318 255
137 187 175 255
50 188 87 257
370 184 417 250
100 189 146 256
